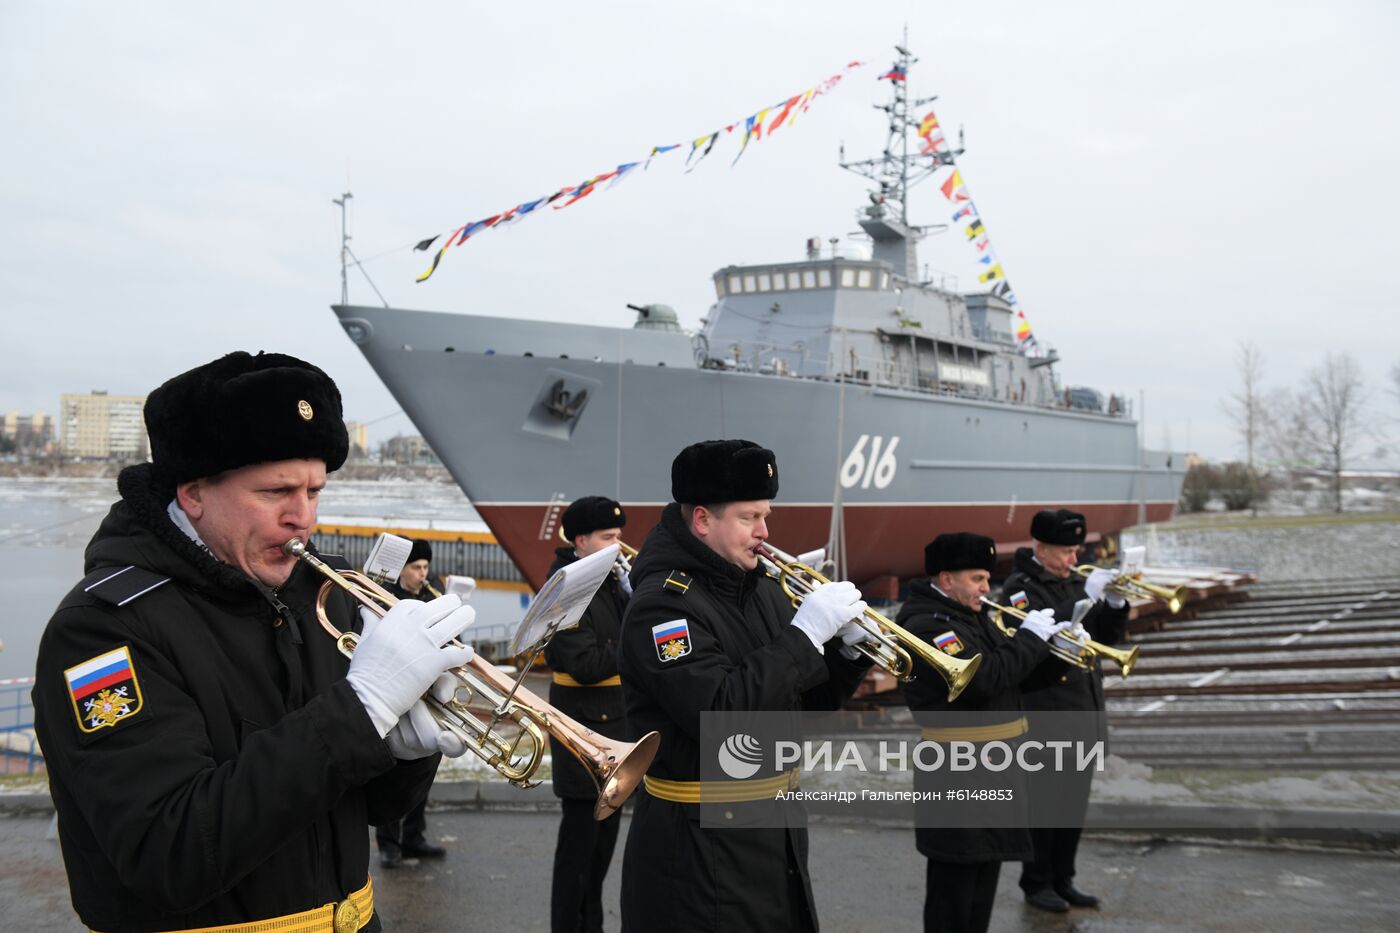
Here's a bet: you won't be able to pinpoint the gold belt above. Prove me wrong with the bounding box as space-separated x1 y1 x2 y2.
921 717 1028 743
93 877 373 933
643 770 800 804
552 672 622 687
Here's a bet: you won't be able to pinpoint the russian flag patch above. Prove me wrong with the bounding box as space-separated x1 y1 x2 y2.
933 630 964 656
652 619 692 663
64 646 144 734
1009 591 1030 610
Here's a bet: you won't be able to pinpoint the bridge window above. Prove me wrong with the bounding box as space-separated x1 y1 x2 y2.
743 274 756 292
817 269 831 287
728 274 742 294
787 271 802 290
757 273 771 292
857 269 872 288
802 270 816 288
840 268 854 288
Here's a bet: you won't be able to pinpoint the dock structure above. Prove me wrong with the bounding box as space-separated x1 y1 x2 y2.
848 574 1400 770
1106 576 1400 769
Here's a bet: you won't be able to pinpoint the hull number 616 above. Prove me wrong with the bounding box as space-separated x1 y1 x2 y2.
840 435 900 490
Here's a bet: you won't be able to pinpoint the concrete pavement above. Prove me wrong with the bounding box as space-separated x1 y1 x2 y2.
3 807 1397 932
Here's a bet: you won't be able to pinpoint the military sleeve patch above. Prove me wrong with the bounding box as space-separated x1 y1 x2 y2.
933 631 964 656
64 646 144 733
652 619 692 662
1009 591 1030 610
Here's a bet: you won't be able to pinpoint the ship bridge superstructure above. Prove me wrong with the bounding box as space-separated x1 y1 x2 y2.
700 247 1060 407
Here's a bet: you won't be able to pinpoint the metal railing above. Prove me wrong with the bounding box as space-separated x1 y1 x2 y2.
0 677 43 774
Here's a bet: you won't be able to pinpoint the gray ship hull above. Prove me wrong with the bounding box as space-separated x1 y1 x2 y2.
334 304 1182 589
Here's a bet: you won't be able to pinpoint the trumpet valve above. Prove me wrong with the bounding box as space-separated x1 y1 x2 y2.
1049 630 1094 665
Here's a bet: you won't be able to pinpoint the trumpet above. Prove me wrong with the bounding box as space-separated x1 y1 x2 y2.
283 538 659 820
1074 564 1185 614
755 544 981 702
615 539 639 576
980 597 1139 677
424 580 444 599
558 526 637 577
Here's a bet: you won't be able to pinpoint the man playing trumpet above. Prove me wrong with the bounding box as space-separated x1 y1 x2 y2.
898 533 1073 933
617 439 874 932
376 537 450 869
545 496 631 933
34 351 476 933
1000 509 1130 914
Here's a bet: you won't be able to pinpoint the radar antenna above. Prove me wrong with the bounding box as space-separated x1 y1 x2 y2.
837 31 964 226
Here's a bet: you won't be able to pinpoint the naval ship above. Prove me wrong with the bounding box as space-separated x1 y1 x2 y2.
333 47 1183 591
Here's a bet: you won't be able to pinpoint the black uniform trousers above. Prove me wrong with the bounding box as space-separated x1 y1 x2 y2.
924 859 1001 933
1021 826 1083 895
374 581 436 859
551 800 622 933
375 798 429 854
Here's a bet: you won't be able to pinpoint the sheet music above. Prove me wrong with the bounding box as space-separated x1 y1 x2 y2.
363 533 413 582
444 575 477 599
1120 546 1146 579
510 543 620 655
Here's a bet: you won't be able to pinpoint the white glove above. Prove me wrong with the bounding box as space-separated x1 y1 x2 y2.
1018 608 1068 642
836 619 875 660
791 581 867 654
1069 621 1089 641
1083 567 1120 603
385 671 472 760
615 564 633 597
347 594 476 737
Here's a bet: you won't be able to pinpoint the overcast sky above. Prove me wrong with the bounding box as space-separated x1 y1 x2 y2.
3 1 1397 462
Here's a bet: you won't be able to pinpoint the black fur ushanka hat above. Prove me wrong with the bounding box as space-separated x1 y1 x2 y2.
671 439 779 505
145 350 349 487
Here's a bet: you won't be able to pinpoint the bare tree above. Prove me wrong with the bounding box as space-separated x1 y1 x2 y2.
1260 387 1311 498
1302 353 1366 513
1221 340 1265 468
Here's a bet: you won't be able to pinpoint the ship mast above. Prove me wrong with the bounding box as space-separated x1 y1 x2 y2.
331 190 390 308
333 191 353 305
837 35 964 279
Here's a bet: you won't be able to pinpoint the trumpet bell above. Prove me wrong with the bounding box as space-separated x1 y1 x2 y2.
592 731 661 820
1092 641 1139 678
937 648 982 703
756 544 983 703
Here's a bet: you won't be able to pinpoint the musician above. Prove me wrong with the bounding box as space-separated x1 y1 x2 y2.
544 496 631 933
897 533 1071 933
375 538 448 868
33 351 476 933
388 538 437 601
1000 509 1129 913
617 439 873 932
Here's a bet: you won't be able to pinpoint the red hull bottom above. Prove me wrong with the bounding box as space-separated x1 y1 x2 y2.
478 502 1175 591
